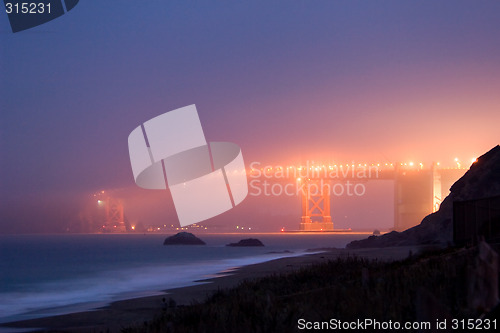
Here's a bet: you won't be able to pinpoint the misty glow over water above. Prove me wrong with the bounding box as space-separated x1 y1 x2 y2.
0 233 367 323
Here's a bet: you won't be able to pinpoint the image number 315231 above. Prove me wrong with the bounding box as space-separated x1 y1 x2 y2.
3 0 79 33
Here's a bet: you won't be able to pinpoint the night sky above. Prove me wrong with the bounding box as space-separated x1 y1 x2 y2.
1 1 499 232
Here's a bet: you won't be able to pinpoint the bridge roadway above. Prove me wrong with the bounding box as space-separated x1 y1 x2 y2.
247 163 466 231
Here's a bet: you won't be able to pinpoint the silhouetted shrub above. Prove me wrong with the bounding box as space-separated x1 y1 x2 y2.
123 247 480 333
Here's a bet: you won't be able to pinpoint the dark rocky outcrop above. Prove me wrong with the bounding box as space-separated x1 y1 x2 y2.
163 232 206 245
226 238 264 247
348 145 500 249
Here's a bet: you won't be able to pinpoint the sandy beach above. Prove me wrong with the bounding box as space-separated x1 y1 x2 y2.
2 245 429 333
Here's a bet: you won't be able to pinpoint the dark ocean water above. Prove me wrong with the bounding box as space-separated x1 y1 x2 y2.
0 233 367 324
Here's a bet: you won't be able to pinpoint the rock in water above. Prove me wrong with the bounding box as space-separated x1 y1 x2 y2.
163 232 206 245
347 145 500 249
226 238 264 247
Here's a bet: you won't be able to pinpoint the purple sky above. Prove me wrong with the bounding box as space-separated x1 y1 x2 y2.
1 1 499 232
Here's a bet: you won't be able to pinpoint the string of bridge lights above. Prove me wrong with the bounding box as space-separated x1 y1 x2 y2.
249 157 477 175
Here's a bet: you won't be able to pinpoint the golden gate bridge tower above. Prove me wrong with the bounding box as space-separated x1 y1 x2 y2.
103 197 126 232
95 191 127 232
299 179 334 231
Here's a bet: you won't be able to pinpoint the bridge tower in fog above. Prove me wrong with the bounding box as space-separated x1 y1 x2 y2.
393 164 467 231
393 166 434 231
103 197 126 232
299 179 334 231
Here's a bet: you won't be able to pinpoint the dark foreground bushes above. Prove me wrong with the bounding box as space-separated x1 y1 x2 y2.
123 246 492 333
